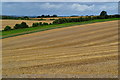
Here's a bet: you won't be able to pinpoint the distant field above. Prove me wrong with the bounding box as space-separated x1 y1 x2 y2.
1 18 119 39
2 20 118 78
1 16 82 30
31 16 98 21
31 16 82 20
1 16 94 30
1 19 53 30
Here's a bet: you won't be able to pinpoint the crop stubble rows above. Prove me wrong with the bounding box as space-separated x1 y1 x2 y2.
2 20 118 78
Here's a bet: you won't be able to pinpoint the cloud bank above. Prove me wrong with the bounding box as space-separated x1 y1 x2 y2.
2 2 118 16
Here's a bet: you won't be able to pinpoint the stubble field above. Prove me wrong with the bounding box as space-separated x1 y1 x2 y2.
2 20 118 78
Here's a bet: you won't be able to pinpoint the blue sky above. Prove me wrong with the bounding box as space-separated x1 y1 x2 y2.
2 2 118 16
2 0 120 2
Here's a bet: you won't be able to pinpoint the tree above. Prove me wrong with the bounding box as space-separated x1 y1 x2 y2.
100 11 107 16
52 15 57 17
43 22 48 25
4 26 11 31
21 22 29 28
46 15 50 17
14 22 29 29
24 16 29 19
49 23 52 25
39 22 42 25
14 24 22 29
32 23 39 27
41 15 45 18
37 16 41 18
100 11 108 19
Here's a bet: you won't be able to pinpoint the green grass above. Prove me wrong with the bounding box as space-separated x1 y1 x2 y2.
1 18 120 39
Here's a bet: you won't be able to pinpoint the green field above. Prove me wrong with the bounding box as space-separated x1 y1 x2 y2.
1 18 119 39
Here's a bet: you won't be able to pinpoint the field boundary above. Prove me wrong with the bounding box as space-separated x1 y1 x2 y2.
1 18 119 39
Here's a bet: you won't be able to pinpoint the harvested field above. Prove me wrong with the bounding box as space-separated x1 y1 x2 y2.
2 20 118 78
31 16 98 20
1 19 53 30
31 17 81 20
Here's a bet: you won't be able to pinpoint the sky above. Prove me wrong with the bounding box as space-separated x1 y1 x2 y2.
2 2 118 16
2 0 120 2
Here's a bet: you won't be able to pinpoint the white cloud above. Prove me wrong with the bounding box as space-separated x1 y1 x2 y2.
71 4 95 11
100 5 117 10
40 3 62 9
38 3 96 12
38 3 117 12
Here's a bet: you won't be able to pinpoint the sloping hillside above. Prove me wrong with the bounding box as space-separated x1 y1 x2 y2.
2 20 118 78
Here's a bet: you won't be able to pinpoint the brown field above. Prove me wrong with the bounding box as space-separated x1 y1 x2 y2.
31 16 95 20
31 16 82 20
2 20 118 78
1 19 53 30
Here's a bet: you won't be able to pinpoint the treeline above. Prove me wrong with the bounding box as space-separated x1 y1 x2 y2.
53 14 120 24
3 22 52 31
1 16 30 20
37 15 57 18
52 11 120 24
1 14 58 19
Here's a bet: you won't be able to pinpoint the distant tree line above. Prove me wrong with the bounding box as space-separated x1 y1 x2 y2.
53 11 120 24
1 16 30 20
1 15 58 20
37 15 57 18
32 22 51 27
3 22 52 31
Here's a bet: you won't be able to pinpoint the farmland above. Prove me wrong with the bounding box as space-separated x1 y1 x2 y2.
0 16 96 30
2 20 118 78
2 18 119 39
31 16 82 20
1 19 53 30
